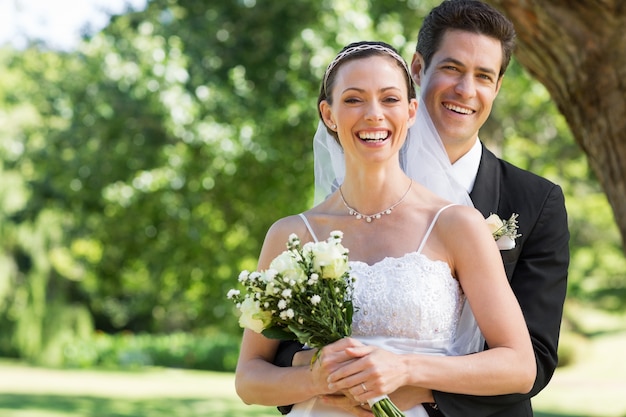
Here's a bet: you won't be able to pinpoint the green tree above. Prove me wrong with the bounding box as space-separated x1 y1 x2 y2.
1 0 624 367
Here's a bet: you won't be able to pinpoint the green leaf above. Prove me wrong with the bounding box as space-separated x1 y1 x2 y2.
262 326 295 340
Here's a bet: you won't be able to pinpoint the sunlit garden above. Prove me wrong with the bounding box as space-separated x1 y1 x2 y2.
2 1 626 416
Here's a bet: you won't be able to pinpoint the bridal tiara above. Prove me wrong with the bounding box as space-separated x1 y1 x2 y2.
323 43 412 95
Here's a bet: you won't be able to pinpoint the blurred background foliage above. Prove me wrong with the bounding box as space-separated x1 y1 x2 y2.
0 0 624 369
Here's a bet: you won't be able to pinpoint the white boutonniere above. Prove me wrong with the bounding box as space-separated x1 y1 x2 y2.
486 213 521 250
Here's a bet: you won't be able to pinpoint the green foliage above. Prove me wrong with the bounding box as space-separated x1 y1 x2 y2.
486 59 626 313
0 0 625 366
54 331 240 372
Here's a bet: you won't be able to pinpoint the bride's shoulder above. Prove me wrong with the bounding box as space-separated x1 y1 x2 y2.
257 215 310 268
265 214 309 242
436 204 491 239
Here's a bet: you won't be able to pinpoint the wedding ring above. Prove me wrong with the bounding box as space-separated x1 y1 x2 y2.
361 383 367 392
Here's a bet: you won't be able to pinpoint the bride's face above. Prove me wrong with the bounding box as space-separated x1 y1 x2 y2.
320 55 417 165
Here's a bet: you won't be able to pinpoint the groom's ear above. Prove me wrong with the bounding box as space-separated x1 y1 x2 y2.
410 53 424 86
494 75 504 95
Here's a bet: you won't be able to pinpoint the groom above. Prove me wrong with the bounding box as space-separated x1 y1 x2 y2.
409 1 569 416
274 1 569 416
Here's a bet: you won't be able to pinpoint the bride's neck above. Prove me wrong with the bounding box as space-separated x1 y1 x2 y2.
339 173 412 214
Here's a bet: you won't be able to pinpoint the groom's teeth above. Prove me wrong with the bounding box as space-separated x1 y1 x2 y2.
445 104 473 114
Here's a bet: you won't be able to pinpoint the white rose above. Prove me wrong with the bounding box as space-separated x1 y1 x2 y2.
238 297 272 333
309 241 349 280
269 251 307 283
485 213 504 236
496 235 516 250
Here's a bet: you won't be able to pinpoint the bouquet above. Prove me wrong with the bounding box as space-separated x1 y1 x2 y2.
486 213 521 250
227 231 405 417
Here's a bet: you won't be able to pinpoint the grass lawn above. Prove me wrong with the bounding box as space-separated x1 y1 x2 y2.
0 330 625 417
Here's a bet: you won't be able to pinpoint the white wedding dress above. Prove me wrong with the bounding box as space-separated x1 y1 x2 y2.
289 205 483 417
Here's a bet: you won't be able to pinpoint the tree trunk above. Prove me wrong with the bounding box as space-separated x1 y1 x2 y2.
486 0 626 247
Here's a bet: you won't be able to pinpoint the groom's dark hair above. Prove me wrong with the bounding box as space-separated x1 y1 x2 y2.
416 0 516 79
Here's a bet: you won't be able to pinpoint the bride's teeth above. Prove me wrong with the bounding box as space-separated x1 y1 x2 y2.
445 104 473 114
359 131 388 141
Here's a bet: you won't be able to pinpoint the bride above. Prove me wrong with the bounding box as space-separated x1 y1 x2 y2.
234 41 535 416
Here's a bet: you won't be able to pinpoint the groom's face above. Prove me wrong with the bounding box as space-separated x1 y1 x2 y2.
411 29 503 163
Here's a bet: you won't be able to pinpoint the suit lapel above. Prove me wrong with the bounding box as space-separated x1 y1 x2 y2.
470 144 501 217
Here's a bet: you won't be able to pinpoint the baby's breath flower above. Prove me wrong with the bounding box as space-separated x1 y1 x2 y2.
288 233 300 246
278 299 287 310
330 230 343 239
238 270 250 282
310 295 321 305
280 310 292 320
227 289 240 299
282 289 292 298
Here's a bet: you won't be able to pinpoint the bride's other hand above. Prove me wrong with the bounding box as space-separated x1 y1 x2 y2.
317 337 366 370
320 393 373 416
292 337 365 367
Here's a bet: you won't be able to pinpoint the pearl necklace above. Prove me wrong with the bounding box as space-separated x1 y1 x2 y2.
339 180 413 223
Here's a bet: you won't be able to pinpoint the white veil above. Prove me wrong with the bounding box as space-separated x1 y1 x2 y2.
312 99 484 355
313 121 345 204
400 100 474 207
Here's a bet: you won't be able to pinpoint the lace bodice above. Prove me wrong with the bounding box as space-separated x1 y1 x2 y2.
350 252 464 345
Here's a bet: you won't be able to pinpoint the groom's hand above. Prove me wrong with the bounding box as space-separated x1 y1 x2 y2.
388 386 435 411
319 393 373 416
322 386 434 415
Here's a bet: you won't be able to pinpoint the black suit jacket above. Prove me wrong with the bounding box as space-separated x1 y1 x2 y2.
433 144 570 417
274 144 570 417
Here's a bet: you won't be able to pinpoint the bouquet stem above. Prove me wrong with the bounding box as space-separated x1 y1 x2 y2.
369 395 405 417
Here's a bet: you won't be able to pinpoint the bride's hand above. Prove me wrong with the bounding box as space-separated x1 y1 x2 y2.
309 338 367 395
327 345 408 404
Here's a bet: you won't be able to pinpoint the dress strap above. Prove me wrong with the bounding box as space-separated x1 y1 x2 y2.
298 213 319 243
416 204 457 254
